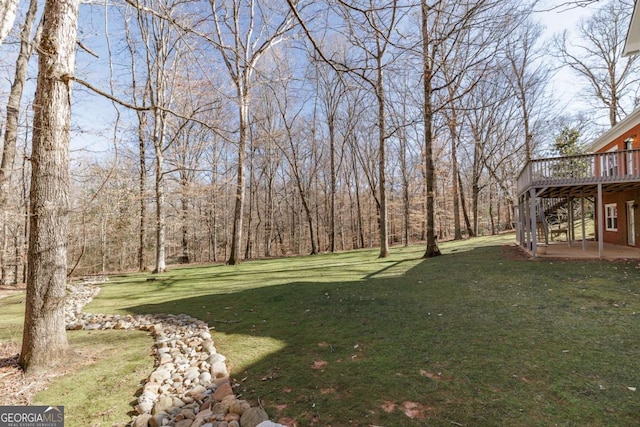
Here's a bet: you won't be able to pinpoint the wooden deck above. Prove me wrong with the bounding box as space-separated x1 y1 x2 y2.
517 149 640 198
521 241 640 260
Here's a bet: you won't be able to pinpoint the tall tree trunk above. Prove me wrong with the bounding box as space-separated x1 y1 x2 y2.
298 185 318 255
20 0 79 373
376 62 389 258
472 136 482 236
397 96 410 247
21 152 28 283
137 111 147 271
472 180 480 235
448 118 463 240
228 90 248 265
329 114 336 253
153 117 167 273
489 184 496 235
244 146 255 260
0 0 38 198
264 175 274 257
422 1 441 258
399 128 410 247
350 142 365 249
1 220 7 284
458 169 474 237
0 0 39 285
180 183 189 263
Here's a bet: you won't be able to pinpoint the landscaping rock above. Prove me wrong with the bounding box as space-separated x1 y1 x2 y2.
229 400 250 415
132 414 153 427
239 408 269 427
256 422 288 427
212 382 233 400
64 282 282 427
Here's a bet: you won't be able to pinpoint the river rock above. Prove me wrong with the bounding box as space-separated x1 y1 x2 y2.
175 419 193 427
239 408 269 427
63 282 278 427
212 382 233 400
132 414 152 427
229 400 250 415
153 396 174 415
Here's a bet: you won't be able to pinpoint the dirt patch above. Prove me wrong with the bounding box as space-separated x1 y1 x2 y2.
0 341 43 406
0 341 102 406
502 244 530 261
311 359 328 370
382 401 434 420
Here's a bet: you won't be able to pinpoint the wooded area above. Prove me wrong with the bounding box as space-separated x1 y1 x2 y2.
0 0 637 283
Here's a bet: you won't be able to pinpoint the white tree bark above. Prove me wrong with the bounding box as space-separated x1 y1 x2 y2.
0 0 18 45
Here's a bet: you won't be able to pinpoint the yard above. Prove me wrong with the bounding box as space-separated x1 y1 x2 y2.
1 234 639 426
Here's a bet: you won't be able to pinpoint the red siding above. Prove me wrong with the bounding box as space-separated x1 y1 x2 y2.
594 123 640 247
595 125 640 154
602 190 640 247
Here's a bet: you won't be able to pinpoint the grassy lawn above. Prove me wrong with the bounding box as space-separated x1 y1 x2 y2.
1 234 639 426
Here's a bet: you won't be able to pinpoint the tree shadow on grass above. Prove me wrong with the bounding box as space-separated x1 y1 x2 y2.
120 246 507 426
122 244 640 426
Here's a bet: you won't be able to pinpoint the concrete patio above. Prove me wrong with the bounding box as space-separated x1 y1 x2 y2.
525 241 640 260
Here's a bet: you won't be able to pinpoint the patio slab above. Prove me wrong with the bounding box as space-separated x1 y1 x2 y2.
523 241 640 260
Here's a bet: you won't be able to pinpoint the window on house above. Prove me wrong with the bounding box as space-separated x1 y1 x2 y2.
605 203 618 231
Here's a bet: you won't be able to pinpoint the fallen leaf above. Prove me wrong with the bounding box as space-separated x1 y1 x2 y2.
311 360 328 370
382 401 396 413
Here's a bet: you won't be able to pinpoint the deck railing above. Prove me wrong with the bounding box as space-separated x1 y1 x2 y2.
517 149 640 196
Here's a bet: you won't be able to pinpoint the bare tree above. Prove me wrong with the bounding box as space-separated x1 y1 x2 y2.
20 0 80 373
132 0 194 273
331 1 403 258
0 0 39 285
421 0 441 257
501 16 553 162
553 0 639 126
285 0 403 258
197 0 295 265
270 71 322 255
313 56 348 253
123 7 151 271
166 116 210 263
420 0 517 255
0 0 18 45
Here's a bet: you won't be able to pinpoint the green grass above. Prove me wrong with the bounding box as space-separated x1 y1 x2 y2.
32 330 153 427
1 234 639 426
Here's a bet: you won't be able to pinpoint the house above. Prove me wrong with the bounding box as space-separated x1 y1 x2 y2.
515 108 640 257
514 2 640 258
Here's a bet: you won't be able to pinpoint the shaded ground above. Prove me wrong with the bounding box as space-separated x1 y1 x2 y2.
0 341 51 406
0 285 103 407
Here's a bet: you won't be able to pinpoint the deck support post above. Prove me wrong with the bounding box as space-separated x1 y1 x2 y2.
581 192 587 251
529 188 538 256
597 183 604 258
568 197 574 246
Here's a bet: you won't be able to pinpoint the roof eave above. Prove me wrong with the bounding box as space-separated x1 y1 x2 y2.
623 0 640 56
587 107 640 152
